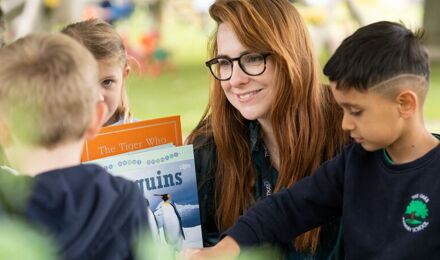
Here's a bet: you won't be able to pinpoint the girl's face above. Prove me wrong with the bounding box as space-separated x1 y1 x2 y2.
98 57 128 126
216 23 276 123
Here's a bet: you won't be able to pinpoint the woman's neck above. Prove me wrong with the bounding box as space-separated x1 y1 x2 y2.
258 119 280 171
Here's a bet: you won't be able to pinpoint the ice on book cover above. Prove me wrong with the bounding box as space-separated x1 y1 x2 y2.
88 145 202 251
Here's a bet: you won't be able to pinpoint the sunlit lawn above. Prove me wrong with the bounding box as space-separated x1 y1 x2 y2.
424 63 440 132
127 64 209 136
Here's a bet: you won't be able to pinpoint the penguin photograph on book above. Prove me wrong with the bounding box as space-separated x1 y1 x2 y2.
88 145 203 248
153 193 186 252
145 198 161 242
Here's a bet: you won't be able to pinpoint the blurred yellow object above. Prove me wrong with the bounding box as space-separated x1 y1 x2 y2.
44 0 61 9
296 6 327 25
358 0 378 6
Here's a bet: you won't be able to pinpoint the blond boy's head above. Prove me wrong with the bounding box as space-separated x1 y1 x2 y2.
0 33 100 148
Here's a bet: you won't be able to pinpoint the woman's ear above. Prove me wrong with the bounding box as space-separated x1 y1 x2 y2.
396 90 417 119
84 101 108 140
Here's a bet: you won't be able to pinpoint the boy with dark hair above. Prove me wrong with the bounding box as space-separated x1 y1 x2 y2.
187 21 440 259
0 33 148 259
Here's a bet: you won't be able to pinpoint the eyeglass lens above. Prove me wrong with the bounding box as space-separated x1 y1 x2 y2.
208 53 267 80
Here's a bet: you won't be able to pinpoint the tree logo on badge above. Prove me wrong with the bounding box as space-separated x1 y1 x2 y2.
402 193 430 232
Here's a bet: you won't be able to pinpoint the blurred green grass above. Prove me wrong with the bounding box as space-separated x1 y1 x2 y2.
424 63 440 118
424 63 440 133
127 64 209 135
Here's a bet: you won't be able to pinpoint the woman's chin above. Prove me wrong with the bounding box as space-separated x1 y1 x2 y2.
240 113 259 121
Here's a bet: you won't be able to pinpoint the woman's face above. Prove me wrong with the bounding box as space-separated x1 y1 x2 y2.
216 23 276 122
97 57 127 126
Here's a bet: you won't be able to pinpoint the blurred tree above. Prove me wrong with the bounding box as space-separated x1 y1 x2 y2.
1 0 87 39
423 0 440 60
0 3 4 47
147 0 165 33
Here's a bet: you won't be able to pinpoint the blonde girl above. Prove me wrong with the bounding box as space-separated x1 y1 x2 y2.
62 18 133 126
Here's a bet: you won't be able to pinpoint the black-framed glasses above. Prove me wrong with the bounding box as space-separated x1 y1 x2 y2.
205 52 271 81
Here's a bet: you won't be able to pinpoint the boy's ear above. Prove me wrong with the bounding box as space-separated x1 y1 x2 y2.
123 65 131 79
84 101 108 140
396 90 417 119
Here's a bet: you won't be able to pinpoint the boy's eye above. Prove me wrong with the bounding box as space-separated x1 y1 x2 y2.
101 79 114 88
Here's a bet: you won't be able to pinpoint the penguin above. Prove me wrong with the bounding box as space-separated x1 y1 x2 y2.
145 198 161 242
154 194 186 252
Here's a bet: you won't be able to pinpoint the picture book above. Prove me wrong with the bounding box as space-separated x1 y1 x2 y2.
81 116 182 162
87 144 203 251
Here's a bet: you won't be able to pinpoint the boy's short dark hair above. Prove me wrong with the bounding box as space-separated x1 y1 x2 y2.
323 21 429 91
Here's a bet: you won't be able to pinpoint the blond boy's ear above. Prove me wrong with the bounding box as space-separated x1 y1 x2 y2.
396 90 417 119
84 101 108 140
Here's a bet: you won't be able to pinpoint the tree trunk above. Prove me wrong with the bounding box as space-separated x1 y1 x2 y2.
0 1 5 47
423 0 440 60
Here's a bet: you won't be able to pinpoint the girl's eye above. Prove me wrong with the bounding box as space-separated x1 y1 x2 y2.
350 110 363 116
101 79 114 88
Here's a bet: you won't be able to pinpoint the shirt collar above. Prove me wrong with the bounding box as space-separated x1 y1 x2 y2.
249 120 262 151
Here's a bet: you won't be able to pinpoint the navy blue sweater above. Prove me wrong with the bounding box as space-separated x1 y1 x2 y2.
226 142 440 259
2 164 149 260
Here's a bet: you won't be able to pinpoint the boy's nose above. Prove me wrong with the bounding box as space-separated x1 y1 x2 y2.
341 114 355 131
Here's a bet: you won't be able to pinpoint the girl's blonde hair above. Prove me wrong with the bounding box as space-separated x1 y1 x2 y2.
62 18 132 124
187 0 347 253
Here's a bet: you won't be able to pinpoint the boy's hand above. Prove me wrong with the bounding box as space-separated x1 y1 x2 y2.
179 236 240 260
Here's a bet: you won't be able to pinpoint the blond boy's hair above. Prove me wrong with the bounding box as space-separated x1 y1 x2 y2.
0 33 99 148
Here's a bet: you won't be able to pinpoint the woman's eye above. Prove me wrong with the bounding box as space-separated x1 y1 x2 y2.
243 54 263 64
218 59 231 67
101 79 114 88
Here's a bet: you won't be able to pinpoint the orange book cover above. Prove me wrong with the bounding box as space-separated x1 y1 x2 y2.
81 115 182 162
